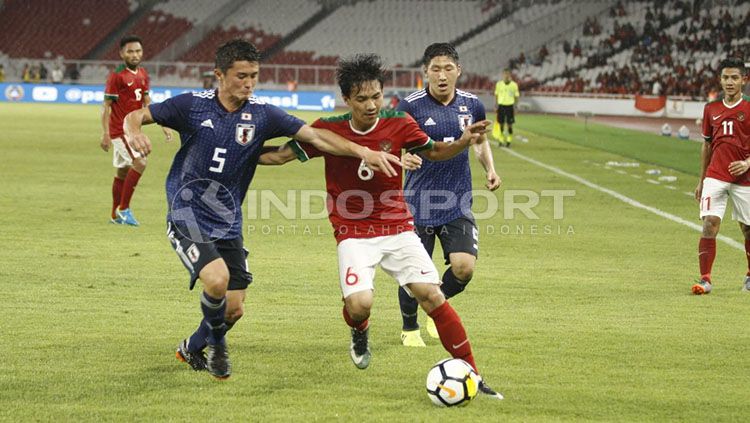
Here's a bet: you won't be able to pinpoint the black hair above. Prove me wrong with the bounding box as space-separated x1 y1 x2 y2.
336 53 386 97
215 39 261 74
421 43 459 67
120 35 142 49
719 57 747 76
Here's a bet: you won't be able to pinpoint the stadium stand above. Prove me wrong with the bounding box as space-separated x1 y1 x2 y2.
0 0 136 59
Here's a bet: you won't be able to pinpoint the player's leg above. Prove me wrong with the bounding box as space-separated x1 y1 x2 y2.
694 177 728 294
338 238 379 369
111 137 145 225
110 148 130 223
398 225 435 347
506 106 515 147
437 217 479 299
728 184 750 291
498 107 507 146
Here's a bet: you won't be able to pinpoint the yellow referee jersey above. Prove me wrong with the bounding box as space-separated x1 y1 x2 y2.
495 80 519 106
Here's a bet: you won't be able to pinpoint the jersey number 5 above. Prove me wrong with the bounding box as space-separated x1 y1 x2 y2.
209 148 226 173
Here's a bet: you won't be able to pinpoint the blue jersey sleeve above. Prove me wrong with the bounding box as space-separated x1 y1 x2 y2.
149 93 194 133
266 104 305 139
396 99 410 115
473 99 486 121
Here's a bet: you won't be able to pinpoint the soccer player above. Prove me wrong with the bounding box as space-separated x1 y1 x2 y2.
494 68 519 147
395 43 501 348
693 57 750 295
100 35 170 226
260 53 503 399
122 40 401 379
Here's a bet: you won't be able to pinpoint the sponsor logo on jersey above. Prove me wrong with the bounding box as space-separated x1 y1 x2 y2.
236 123 255 146
424 117 436 126
458 114 473 131
200 119 214 129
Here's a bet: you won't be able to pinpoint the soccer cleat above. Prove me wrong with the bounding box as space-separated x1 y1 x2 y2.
426 317 439 339
109 216 125 225
206 342 231 379
478 379 504 400
175 339 207 371
742 276 750 292
349 327 371 369
691 280 712 295
116 207 140 226
504 141 511 148
400 329 426 347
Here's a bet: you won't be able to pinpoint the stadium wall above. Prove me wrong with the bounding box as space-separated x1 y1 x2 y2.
518 95 703 120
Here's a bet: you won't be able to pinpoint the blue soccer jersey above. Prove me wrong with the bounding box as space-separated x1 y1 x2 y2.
150 90 304 241
397 88 486 226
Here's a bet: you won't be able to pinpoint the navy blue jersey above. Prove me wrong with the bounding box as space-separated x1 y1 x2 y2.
397 88 486 226
150 90 304 241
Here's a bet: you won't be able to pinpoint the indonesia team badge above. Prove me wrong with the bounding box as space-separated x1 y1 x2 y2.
236 123 255 146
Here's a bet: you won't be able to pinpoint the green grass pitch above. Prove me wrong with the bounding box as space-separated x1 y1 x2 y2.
1 103 748 421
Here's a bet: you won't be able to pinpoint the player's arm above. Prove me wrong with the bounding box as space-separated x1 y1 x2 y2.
418 120 491 161
100 98 113 152
123 107 156 157
473 135 501 191
293 125 401 177
258 144 297 165
142 93 173 142
695 140 713 202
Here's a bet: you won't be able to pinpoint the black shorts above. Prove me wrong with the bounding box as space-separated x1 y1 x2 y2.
497 105 515 124
167 222 253 291
415 216 478 265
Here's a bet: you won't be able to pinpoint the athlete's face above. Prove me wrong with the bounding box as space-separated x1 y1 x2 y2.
344 80 383 131
120 42 143 69
425 55 461 100
503 70 511 83
720 67 745 99
216 60 259 103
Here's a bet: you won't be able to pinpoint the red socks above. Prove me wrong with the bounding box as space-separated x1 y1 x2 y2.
119 168 142 211
112 177 124 219
745 239 750 276
698 237 716 282
342 305 369 332
428 301 477 373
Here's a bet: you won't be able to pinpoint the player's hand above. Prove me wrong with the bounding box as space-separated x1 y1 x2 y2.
161 126 173 142
127 133 153 157
402 152 422 171
460 120 491 145
363 150 401 177
728 159 750 176
100 134 111 152
694 181 703 202
486 170 501 191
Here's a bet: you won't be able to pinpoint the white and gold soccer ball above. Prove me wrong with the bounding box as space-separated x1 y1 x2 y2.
425 358 479 407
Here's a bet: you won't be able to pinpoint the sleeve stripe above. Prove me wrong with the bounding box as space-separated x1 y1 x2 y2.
407 138 433 153
287 140 310 162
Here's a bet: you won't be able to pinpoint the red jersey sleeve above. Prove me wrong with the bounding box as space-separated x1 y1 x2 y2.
401 114 432 152
287 119 325 162
104 71 119 101
143 68 150 94
701 104 712 141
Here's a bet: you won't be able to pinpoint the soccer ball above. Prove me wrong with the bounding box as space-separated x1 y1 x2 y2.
425 358 479 407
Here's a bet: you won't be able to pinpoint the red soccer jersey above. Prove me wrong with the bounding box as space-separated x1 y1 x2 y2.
104 65 150 138
290 110 433 243
702 96 750 185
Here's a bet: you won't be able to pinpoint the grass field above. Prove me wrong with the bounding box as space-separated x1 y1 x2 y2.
1 103 749 422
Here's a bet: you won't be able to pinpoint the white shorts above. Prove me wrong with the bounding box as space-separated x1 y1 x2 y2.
111 136 141 168
336 231 440 299
699 177 750 224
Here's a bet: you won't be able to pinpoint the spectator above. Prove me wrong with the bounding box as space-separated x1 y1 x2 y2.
51 65 63 84
0 64 5 82
39 63 48 81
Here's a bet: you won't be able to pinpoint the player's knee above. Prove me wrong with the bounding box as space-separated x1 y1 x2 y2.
200 268 229 297
132 157 147 173
345 295 372 321
451 263 474 282
702 216 721 237
416 285 445 313
226 304 244 323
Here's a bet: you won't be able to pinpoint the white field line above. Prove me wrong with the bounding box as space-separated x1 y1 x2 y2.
500 148 744 250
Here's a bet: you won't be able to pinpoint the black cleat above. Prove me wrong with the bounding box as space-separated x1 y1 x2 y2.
175 339 207 371
478 379 504 400
206 342 232 379
349 327 371 369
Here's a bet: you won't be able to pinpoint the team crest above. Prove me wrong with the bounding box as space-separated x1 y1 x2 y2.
458 114 473 131
235 123 255 146
379 140 393 152
186 244 200 263
738 112 745 122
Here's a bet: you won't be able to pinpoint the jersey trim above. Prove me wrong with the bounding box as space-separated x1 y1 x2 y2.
104 93 119 100
456 89 478 99
404 89 427 102
407 138 434 153
287 140 310 162
320 112 351 123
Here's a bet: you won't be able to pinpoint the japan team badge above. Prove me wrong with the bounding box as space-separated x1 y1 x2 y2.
236 123 255 146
